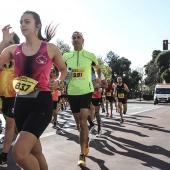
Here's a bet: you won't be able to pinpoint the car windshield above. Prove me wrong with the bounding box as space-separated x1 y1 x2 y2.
156 88 170 94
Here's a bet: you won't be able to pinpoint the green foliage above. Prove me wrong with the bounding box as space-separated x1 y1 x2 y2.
143 94 153 100
105 51 132 85
145 61 159 86
155 51 170 83
152 50 161 61
56 39 71 54
162 69 170 82
97 57 112 79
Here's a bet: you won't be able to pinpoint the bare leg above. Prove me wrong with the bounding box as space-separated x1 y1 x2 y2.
106 100 109 117
2 117 15 153
118 102 123 121
123 103 127 112
79 108 89 154
13 131 48 170
110 102 113 117
31 139 48 170
89 104 95 121
73 109 89 154
95 106 101 129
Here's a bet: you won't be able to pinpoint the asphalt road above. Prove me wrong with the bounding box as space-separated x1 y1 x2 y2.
0 102 170 170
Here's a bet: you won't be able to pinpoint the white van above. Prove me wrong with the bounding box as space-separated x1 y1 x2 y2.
154 83 170 105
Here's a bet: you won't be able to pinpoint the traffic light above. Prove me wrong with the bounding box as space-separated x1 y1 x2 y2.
163 40 168 50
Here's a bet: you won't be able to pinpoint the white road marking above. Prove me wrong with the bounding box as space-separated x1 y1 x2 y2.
125 106 163 115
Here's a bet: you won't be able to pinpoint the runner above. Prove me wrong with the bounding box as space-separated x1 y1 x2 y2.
0 10 67 170
114 76 129 123
0 32 20 168
90 69 107 137
63 31 101 167
105 79 115 118
101 88 106 113
50 67 59 129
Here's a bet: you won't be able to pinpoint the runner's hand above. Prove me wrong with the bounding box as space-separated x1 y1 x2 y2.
2 25 14 47
47 79 59 90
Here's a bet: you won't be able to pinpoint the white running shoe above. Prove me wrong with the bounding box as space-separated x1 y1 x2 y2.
89 125 95 134
96 130 102 137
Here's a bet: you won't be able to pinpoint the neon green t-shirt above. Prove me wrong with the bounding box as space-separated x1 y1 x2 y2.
63 49 98 95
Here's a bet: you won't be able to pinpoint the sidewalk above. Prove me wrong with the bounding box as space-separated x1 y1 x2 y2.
128 98 154 104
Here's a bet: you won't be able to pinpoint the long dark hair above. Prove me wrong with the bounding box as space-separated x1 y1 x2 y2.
23 11 58 42
13 33 20 44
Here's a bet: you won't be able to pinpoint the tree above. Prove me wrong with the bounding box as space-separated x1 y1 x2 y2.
97 57 112 79
155 51 170 83
105 51 131 83
144 50 161 89
53 39 71 74
56 39 71 54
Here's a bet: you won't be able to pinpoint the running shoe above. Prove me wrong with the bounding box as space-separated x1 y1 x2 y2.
123 111 126 115
106 113 109 117
96 129 102 137
61 104 64 111
120 119 124 124
89 124 95 134
85 137 90 156
0 153 7 167
52 122 57 129
78 154 86 167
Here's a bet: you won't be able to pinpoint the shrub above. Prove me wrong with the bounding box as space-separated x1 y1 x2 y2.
143 94 153 100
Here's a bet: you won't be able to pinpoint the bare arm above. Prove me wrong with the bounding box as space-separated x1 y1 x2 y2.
0 25 16 66
47 43 67 90
0 46 16 66
113 85 117 97
124 84 129 92
93 65 101 79
47 43 67 82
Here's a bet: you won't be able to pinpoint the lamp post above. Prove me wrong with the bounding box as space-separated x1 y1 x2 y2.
114 72 117 82
138 80 142 101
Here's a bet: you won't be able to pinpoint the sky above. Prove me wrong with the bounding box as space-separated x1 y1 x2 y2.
1 0 170 70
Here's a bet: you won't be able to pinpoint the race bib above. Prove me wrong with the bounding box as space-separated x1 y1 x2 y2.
118 93 124 98
13 76 38 95
71 68 85 80
102 95 106 98
107 92 111 96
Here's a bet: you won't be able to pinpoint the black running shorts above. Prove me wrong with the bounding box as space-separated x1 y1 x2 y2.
53 101 58 110
92 98 102 106
68 93 92 113
14 91 53 138
1 96 15 118
118 98 127 104
106 96 115 103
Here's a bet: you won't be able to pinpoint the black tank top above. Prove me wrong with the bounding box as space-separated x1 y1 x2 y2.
116 83 126 95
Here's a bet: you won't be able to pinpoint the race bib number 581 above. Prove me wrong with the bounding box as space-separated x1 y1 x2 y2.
71 68 85 80
13 76 38 95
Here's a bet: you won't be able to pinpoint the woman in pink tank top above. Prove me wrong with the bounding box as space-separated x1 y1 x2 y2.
0 11 67 170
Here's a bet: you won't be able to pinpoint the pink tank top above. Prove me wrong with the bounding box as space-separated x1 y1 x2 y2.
14 41 53 91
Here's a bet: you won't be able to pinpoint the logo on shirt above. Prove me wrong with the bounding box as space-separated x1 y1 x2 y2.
15 52 21 55
36 55 47 64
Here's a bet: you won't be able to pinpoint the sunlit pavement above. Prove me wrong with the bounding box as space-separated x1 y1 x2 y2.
0 101 170 170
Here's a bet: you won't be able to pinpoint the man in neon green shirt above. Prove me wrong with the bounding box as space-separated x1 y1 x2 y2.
63 31 101 167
